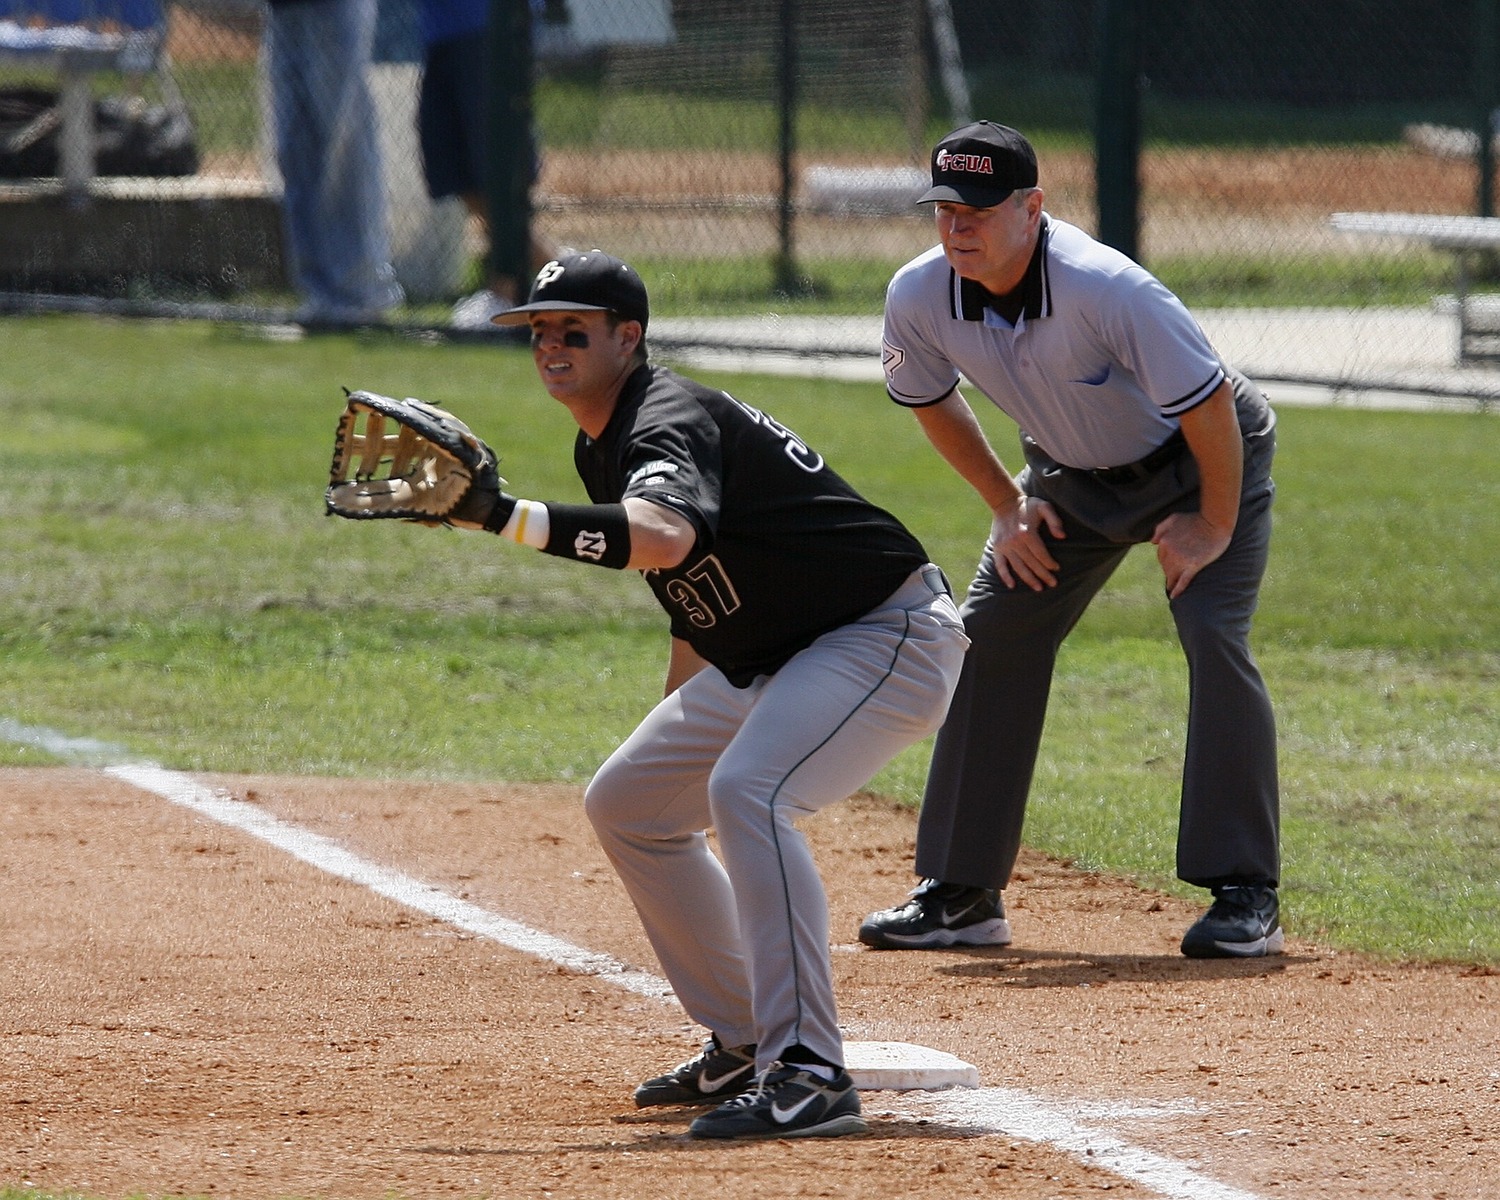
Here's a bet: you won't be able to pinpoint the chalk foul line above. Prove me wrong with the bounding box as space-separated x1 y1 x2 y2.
3 719 1264 1200
107 761 676 1002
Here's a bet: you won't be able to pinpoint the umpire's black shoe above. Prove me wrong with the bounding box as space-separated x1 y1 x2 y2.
1181 884 1285 958
634 1036 757 1107
858 878 1012 950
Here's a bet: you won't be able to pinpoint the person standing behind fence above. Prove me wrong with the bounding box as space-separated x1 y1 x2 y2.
264 0 404 325
859 120 1284 960
416 0 560 330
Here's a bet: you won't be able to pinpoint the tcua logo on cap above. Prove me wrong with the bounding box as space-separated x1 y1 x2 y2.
936 151 993 175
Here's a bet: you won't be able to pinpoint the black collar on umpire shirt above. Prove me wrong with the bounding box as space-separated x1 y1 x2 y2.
953 214 1053 324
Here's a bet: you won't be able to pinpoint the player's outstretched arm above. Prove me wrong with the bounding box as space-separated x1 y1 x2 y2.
324 390 695 571
460 490 695 573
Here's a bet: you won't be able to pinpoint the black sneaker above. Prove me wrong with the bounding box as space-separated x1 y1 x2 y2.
634 1036 757 1108
858 879 1012 949
689 1063 868 1140
1180 885 1285 958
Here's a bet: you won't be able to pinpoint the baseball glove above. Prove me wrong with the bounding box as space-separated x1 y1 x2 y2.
326 390 503 524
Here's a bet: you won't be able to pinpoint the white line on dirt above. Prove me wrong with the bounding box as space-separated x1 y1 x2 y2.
110 761 676 1003
4 721 1265 1200
888 1088 1257 1200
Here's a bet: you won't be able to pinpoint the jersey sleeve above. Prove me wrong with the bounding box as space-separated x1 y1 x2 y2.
882 252 962 408
1095 267 1225 417
615 385 723 546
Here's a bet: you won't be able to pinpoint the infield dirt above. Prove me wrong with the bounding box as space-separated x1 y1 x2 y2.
3 767 1495 1199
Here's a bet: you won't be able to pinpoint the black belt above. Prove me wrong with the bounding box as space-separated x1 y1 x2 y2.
1086 429 1186 484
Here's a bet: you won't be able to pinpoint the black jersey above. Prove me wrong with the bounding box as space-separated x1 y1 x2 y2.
574 364 929 686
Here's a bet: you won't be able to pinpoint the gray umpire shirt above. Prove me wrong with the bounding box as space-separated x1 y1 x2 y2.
881 215 1232 470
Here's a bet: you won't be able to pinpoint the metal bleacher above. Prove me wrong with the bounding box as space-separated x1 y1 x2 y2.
0 0 166 196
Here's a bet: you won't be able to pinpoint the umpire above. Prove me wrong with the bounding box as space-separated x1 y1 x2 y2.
860 121 1282 958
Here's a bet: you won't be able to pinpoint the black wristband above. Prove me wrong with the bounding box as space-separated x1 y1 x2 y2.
480 491 518 534
542 502 632 569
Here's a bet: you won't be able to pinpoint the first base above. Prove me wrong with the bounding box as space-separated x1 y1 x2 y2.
842 1041 979 1091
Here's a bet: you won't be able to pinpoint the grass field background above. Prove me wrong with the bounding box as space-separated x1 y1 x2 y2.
1 314 1496 963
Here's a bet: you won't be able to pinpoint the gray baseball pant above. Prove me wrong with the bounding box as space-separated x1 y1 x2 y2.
585 567 967 1070
915 418 1280 893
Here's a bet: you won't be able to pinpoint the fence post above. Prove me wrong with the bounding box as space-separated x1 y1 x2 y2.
1475 0 1499 219
905 0 928 162
925 0 971 129
1094 0 1142 263
487 0 533 292
774 0 802 295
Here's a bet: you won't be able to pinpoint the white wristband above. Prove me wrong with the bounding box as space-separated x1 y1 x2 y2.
500 499 551 549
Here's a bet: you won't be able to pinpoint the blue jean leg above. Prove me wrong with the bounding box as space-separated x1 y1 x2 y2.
265 0 402 316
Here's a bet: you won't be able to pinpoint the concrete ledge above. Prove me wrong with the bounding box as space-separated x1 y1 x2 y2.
0 178 285 294
801 164 928 215
1431 292 1500 316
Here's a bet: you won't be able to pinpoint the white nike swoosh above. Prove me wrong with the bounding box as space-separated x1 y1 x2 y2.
698 1062 752 1093
941 900 983 926
771 1092 820 1124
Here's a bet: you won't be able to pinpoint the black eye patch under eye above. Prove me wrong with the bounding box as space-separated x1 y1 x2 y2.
530 330 592 349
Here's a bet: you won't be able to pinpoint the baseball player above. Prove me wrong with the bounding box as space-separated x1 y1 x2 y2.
859 122 1283 959
455 251 968 1138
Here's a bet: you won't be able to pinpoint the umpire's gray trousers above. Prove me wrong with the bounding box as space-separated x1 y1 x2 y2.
915 403 1280 894
586 567 966 1071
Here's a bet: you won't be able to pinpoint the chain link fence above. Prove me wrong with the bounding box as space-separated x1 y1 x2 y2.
3 0 1500 401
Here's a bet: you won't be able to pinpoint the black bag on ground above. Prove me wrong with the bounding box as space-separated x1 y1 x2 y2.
0 85 198 178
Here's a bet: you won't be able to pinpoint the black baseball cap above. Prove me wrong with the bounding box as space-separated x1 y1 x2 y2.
492 250 650 333
917 120 1038 207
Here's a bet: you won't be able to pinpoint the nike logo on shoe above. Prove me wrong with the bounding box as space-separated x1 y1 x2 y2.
940 898 986 926
1207 927 1287 957
771 1092 821 1124
698 1061 753 1093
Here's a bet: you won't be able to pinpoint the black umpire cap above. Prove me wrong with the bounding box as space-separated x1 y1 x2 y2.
918 120 1039 208
492 250 650 334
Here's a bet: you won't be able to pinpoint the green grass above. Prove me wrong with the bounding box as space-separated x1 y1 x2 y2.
1155 252 1464 310
968 66 1475 149
1 314 1497 965
632 250 1474 314
635 254 914 314
540 79 946 156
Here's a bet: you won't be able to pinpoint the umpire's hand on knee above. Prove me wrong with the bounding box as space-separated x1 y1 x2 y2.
1152 511 1232 599
991 496 1064 591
